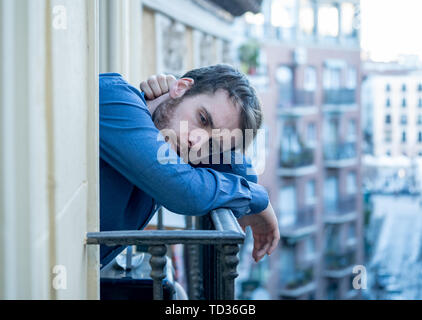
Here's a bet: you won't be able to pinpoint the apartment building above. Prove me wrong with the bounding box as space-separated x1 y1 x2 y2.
362 66 422 158
237 0 364 299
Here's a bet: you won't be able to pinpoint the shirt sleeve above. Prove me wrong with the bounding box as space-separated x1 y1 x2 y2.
99 78 269 218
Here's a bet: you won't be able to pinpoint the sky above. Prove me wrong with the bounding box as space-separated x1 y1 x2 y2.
360 0 422 62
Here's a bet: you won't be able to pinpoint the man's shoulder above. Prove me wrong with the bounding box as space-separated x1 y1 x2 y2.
99 73 148 110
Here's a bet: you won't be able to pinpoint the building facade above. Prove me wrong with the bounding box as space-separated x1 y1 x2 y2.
362 67 422 159
237 0 364 300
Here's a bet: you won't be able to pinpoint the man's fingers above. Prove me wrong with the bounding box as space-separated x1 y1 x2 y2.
166 75 177 91
147 76 162 98
140 81 155 100
157 74 169 93
267 234 280 256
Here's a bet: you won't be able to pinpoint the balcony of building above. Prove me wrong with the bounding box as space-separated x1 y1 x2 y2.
323 249 356 279
279 205 317 240
279 147 317 177
324 141 358 168
323 88 357 112
277 89 318 117
279 265 316 299
324 195 357 224
87 208 245 300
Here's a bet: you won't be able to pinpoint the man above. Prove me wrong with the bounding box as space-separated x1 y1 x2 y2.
99 64 279 268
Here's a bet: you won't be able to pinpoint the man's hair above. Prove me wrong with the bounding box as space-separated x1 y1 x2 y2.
181 64 263 151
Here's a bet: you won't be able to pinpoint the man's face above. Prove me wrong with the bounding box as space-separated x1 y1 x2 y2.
153 89 242 161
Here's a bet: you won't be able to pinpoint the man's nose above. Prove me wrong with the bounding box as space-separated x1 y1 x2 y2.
188 131 208 149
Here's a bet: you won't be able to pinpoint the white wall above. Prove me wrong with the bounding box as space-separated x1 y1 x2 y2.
0 0 99 299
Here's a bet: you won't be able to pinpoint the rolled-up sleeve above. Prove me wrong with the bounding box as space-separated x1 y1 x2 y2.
99 76 269 218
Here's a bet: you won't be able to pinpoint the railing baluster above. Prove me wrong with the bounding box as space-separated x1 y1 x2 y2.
222 244 240 300
148 244 167 300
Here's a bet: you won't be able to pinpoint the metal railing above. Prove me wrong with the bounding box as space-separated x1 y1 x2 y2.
325 195 357 216
324 142 356 162
280 147 315 168
324 250 356 270
86 208 245 300
323 88 356 105
278 89 315 109
282 266 314 290
279 205 316 235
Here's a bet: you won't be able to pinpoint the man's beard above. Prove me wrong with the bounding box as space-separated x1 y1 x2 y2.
152 97 186 158
151 97 178 131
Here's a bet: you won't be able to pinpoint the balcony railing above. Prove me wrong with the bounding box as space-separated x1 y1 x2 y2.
324 250 356 271
323 88 356 105
324 142 357 162
280 148 314 168
282 266 314 290
86 208 245 300
324 195 357 224
278 90 316 115
280 205 316 239
279 266 316 298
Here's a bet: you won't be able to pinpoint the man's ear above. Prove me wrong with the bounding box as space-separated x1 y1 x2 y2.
169 78 194 99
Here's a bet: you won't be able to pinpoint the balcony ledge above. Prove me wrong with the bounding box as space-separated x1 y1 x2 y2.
280 224 317 239
323 265 354 278
278 165 317 177
345 289 360 300
323 103 358 113
324 211 357 224
279 281 316 298
277 106 318 117
324 158 358 168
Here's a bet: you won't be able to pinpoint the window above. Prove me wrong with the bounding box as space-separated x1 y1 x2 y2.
307 122 317 146
276 65 294 107
418 115 422 125
348 119 357 141
346 171 357 195
402 98 407 107
318 5 339 37
384 130 392 143
327 281 339 300
401 115 407 125
418 83 422 91
385 114 391 124
402 84 407 92
418 132 422 143
279 186 297 227
305 179 316 205
386 98 391 107
402 131 407 143
348 222 356 241
299 0 315 36
418 98 422 108
341 3 356 36
304 66 317 91
346 66 357 89
323 67 341 89
385 83 391 92
304 236 316 260
271 0 297 40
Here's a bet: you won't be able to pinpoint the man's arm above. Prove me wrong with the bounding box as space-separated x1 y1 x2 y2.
100 77 269 218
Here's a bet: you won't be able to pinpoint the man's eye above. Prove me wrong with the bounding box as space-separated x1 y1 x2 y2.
199 113 208 126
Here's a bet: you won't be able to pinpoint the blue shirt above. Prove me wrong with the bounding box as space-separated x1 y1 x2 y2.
99 73 269 266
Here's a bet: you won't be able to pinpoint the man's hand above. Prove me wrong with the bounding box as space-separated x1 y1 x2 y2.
140 74 177 100
237 201 280 263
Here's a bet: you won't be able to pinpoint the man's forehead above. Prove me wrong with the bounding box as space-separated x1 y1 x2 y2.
201 90 241 131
